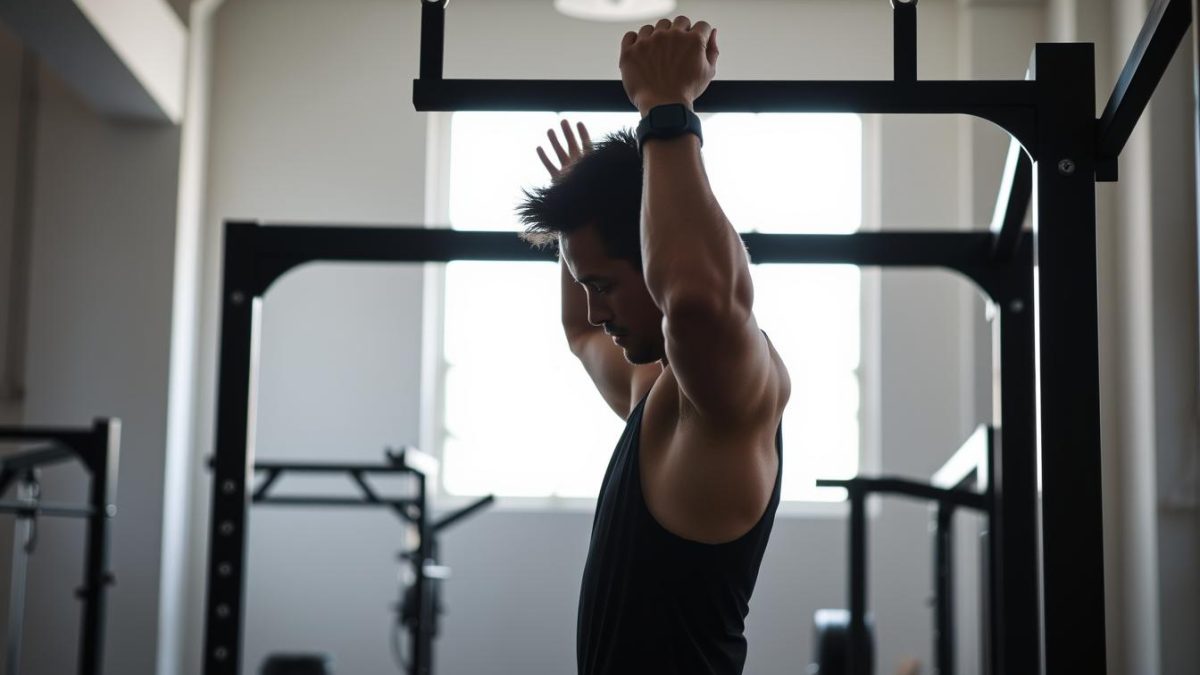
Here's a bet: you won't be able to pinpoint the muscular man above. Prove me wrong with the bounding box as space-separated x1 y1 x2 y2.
517 16 791 674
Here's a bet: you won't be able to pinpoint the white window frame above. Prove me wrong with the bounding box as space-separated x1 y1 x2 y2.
420 111 882 517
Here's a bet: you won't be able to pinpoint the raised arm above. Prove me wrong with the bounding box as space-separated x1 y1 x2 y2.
620 17 782 427
538 121 659 419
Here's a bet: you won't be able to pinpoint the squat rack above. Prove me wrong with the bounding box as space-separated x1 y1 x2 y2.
0 419 121 675
200 1 1196 673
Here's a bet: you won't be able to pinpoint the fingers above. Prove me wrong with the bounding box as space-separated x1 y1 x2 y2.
705 27 718 66
547 128 568 166
561 119 580 157
577 122 592 152
655 18 672 30
622 31 637 49
692 20 713 42
637 23 654 39
671 15 691 31
536 146 559 178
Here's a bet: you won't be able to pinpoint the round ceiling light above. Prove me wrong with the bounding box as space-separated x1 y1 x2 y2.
554 0 678 22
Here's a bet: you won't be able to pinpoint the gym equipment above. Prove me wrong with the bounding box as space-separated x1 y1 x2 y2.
202 1 1197 673
245 447 493 675
259 653 332 675
0 420 120 675
813 426 992 675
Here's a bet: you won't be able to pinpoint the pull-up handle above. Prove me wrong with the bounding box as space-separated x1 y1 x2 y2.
892 0 918 81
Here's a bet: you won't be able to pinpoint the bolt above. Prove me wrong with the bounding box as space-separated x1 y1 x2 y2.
213 647 228 662
1057 159 1076 175
219 520 235 536
222 480 237 495
216 604 230 619
218 562 233 577
1010 299 1025 314
230 291 246 305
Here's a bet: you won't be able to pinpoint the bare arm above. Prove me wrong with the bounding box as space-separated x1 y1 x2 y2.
542 121 659 419
622 17 782 426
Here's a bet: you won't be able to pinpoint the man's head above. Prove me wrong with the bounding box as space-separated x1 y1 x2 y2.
517 129 666 364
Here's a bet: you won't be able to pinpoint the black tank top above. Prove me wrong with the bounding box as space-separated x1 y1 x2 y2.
576 387 783 674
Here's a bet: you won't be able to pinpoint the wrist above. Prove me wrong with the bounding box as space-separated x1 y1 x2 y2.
637 98 694 117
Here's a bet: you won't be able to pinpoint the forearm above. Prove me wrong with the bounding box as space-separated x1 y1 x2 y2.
561 253 594 343
640 136 752 314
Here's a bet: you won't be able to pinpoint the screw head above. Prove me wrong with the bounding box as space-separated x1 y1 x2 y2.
1010 299 1025 313
218 520 235 536
213 647 228 662
230 291 246 305
216 603 230 619
222 480 237 495
218 562 233 577
1057 159 1076 175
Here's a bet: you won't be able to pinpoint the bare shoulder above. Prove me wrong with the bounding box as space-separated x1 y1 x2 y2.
639 333 789 544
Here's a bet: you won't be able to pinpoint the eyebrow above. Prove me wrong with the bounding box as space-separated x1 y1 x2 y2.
575 275 608 286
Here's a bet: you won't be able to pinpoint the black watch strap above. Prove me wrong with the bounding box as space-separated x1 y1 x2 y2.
636 103 703 155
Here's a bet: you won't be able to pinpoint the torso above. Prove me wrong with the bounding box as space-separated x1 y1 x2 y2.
634 336 787 544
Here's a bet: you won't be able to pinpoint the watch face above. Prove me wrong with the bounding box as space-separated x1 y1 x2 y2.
650 105 687 129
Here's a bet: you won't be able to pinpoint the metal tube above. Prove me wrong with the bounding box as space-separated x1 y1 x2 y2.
934 503 956 675
1032 44 1107 674
848 484 868 675
419 0 446 81
892 0 918 81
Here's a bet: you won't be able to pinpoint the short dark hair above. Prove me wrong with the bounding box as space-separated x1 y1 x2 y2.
516 128 643 268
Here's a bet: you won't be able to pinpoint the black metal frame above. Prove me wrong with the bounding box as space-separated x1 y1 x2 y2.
818 425 995 675
200 1 1197 673
0 420 121 675
248 449 434 674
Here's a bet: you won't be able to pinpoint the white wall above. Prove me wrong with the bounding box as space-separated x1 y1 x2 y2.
173 1 1040 674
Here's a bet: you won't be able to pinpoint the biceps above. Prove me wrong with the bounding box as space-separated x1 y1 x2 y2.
663 309 773 424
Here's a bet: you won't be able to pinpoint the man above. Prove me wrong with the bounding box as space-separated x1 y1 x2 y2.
517 16 791 674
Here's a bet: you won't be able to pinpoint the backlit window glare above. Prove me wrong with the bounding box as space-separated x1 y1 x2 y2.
442 111 862 501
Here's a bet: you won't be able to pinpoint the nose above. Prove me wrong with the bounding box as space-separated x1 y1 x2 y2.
585 290 612 327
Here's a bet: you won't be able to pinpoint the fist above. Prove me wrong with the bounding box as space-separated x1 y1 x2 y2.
619 16 719 116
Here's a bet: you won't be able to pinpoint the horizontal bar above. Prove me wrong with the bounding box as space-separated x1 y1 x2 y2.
0 427 95 449
253 461 420 475
932 425 993 490
1097 0 1192 160
0 500 94 518
817 476 988 511
252 496 419 509
0 443 74 471
990 138 1032 260
413 79 1038 114
242 223 1016 290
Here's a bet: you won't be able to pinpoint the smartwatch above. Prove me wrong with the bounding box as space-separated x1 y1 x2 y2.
635 103 703 155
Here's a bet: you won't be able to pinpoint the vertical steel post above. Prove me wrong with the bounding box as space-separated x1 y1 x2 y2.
848 484 869 675
891 0 918 81
994 238 1040 675
78 419 119 675
412 473 432 675
6 476 31 675
203 223 262 675
1030 44 1107 674
934 502 955 675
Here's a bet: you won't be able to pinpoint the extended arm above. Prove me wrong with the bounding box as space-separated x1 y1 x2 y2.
622 17 780 426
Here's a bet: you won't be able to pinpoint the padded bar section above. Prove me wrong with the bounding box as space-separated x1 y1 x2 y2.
1098 0 1192 161
990 139 1032 261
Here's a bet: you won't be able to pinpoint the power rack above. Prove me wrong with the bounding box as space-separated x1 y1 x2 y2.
201 1 1198 673
0 419 120 675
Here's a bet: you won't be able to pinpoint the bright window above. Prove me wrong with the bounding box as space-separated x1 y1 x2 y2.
438 111 863 502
